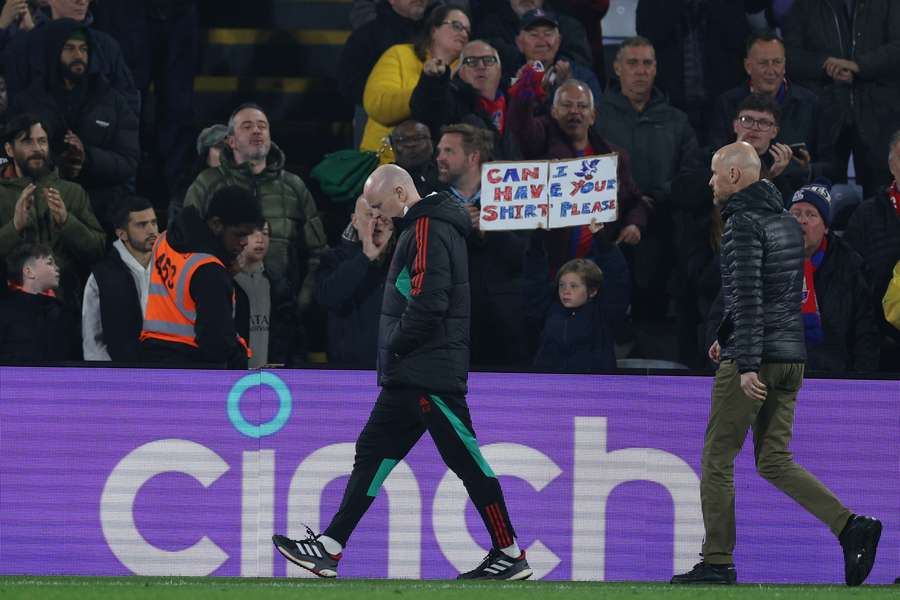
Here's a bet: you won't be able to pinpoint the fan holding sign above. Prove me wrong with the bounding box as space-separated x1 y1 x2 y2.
479 154 620 231
505 77 648 248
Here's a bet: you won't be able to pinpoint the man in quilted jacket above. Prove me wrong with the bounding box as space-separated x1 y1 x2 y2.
183 103 327 317
671 142 881 586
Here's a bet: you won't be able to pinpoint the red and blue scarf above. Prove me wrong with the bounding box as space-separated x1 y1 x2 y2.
801 237 827 345
889 181 900 220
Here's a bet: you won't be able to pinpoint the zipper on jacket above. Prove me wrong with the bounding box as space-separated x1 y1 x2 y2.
823 0 853 109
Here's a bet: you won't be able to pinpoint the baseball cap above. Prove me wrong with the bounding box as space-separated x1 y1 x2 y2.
519 8 559 31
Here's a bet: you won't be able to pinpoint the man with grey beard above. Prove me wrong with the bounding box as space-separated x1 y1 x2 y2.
184 103 326 318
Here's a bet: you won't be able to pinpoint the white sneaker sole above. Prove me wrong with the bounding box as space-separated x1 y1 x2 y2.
275 544 337 578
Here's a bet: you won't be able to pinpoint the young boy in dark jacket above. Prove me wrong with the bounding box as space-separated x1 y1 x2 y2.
525 253 616 372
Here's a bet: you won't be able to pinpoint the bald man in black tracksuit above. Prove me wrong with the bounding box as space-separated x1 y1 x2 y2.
273 165 532 580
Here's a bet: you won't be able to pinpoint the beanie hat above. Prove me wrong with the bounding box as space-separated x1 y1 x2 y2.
196 124 228 157
67 29 89 44
790 178 832 227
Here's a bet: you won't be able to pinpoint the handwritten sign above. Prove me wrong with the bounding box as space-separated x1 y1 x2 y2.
480 155 618 231
479 161 549 230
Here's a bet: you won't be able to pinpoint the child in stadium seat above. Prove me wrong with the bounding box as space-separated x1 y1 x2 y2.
523 241 617 372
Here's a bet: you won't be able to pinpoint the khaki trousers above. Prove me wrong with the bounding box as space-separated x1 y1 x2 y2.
700 360 852 564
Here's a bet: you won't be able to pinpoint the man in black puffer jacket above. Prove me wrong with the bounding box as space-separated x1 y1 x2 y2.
672 142 881 587
273 165 533 582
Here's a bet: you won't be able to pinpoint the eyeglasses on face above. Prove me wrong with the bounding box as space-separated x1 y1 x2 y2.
737 115 775 131
461 55 498 68
441 20 471 36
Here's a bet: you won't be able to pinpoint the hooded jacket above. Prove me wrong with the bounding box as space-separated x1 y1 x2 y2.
378 192 472 393
183 144 327 311
717 179 807 372
0 167 105 307
11 19 140 228
4 11 139 116
139 206 247 369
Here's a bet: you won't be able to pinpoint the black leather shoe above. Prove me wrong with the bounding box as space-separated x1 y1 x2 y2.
839 515 882 586
670 561 736 584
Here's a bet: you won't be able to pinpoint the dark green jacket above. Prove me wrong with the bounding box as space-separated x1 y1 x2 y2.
183 144 327 310
0 169 106 305
594 87 698 206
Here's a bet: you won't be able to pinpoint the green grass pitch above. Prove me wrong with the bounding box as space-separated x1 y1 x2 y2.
0 577 896 599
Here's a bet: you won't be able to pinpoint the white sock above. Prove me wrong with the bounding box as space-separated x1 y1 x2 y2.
318 535 343 556
500 540 521 558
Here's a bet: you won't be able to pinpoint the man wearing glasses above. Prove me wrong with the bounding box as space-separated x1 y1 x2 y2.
411 40 520 160
389 120 440 196
731 94 808 204
710 32 830 185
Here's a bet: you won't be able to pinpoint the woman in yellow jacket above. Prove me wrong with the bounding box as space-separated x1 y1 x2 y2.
360 4 470 162
884 260 900 330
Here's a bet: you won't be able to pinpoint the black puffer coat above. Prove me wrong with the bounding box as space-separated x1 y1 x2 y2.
378 192 472 393
807 232 880 373
717 179 807 372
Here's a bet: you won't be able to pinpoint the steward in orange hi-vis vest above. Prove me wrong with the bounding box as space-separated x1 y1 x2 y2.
140 232 249 351
139 187 263 369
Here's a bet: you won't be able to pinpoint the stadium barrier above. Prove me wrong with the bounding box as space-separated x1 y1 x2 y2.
0 367 896 583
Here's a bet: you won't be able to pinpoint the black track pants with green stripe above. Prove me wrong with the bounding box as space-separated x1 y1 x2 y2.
323 387 517 549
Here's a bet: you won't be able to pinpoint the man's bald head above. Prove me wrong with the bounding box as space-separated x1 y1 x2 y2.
363 164 421 219
551 79 596 146
709 142 761 205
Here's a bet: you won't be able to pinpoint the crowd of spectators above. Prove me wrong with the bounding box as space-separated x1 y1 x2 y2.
0 0 898 375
